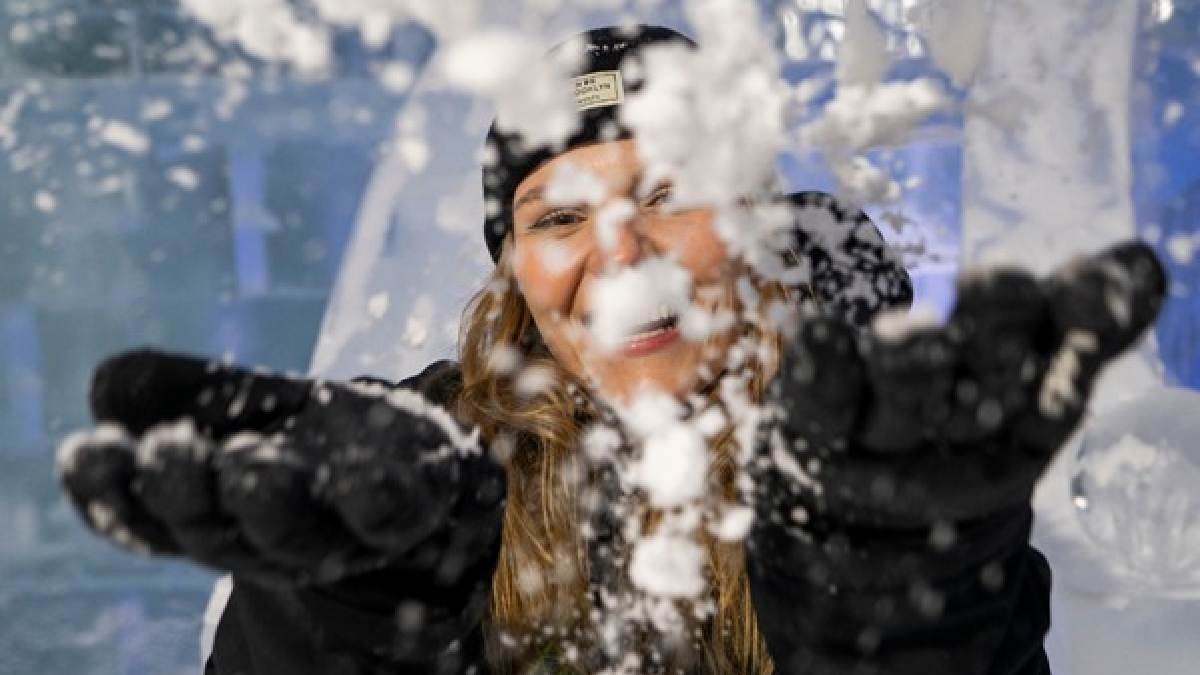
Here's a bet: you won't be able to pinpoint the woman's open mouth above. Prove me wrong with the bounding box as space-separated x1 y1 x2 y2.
622 309 680 357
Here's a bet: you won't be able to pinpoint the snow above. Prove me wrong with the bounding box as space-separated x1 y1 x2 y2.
166 166 200 191
384 386 482 455
33 190 57 213
379 61 416 92
630 423 708 507
799 78 948 202
710 505 753 541
97 120 150 155
160 0 1196 671
367 292 391 320
140 99 174 122
1038 329 1097 418
629 532 706 598
1163 100 1184 127
545 161 610 209
135 419 209 469
54 423 131 476
439 29 580 150
515 363 556 397
1166 232 1196 265
587 257 692 352
871 302 940 342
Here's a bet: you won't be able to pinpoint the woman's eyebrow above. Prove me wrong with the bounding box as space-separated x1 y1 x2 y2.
514 186 545 211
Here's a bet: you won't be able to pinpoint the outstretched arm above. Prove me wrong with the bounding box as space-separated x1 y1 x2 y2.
748 243 1166 674
58 355 504 674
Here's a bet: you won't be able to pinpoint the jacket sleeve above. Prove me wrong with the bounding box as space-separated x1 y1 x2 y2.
205 361 503 675
745 454 1052 675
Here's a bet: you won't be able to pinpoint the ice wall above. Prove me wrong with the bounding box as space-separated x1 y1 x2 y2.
961 2 1198 673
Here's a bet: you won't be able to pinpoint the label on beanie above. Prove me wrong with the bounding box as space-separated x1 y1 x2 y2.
573 70 624 110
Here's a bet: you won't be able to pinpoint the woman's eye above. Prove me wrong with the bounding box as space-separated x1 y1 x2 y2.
645 184 672 208
532 210 584 230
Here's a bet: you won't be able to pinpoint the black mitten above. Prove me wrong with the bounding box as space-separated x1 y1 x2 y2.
56 350 505 588
750 242 1166 675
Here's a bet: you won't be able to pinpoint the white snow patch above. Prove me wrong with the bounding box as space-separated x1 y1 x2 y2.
1163 100 1184 127
1166 232 1196 265
367 292 390 320
629 532 706 598
631 424 708 508
141 98 174 122
710 505 754 541
378 61 416 92
871 303 940 343
55 423 131 475
34 190 57 213
135 418 208 468
545 161 608 208
402 294 434 348
167 166 200 191
99 120 150 155
588 257 692 353
384 387 480 455
515 363 556 398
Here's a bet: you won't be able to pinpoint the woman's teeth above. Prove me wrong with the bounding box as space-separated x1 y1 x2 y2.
628 305 679 340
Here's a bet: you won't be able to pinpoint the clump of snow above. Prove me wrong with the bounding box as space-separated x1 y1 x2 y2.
583 424 623 463
180 0 332 74
871 303 940 343
166 166 200 191
593 200 637 253
629 532 706 598
401 294 433 348
378 61 416 92
619 2 787 258
395 136 431 172
33 190 57 213
1162 100 1184 127
545 161 609 209
135 419 210 468
140 99 174 122
630 424 708 507
1039 329 1097 417
587 257 692 352
97 120 150 155
515 363 556 398
367 292 390 320
439 29 580 150
799 78 949 201
710 505 753 541
54 423 131 476
1166 232 1197 265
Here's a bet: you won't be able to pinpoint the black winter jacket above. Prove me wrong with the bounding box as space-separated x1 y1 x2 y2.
204 360 1054 675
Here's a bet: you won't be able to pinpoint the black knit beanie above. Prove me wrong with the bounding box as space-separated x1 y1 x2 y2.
480 25 697 262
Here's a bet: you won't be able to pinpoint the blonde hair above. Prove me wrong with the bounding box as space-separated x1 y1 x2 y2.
454 239 784 674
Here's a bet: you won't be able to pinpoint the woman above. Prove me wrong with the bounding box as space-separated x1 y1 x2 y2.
57 25 1165 675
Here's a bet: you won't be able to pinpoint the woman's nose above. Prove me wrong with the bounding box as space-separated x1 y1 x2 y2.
589 206 648 272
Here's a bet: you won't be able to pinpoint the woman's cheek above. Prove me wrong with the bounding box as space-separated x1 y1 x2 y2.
673 213 728 282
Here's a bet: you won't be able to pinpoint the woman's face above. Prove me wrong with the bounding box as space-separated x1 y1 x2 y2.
509 138 738 402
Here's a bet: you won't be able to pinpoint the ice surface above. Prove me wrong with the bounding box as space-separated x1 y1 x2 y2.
1070 386 1200 596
